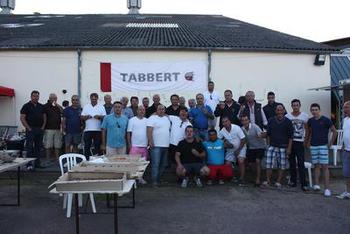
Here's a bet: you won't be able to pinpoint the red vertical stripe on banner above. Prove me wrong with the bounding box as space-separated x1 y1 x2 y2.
100 63 112 92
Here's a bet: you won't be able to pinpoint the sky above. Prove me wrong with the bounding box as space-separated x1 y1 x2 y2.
13 0 350 42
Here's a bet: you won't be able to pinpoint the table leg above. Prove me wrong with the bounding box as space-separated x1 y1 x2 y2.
75 194 80 234
114 194 118 234
132 183 135 209
0 166 20 207
17 166 20 206
106 194 111 208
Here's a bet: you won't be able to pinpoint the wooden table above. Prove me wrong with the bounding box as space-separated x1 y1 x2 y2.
51 180 135 234
0 157 36 206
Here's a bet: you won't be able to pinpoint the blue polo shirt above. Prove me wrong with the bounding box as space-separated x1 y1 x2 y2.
63 106 81 134
189 105 212 130
203 139 225 165
307 116 333 146
101 114 128 148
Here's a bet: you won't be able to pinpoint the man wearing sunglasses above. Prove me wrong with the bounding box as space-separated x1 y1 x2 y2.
101 101 128 156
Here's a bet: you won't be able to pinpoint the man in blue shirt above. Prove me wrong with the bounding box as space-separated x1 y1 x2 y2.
203 129 233 185
101 101 128 156
63 95 82 153
189 93 214 141
306 103 337 197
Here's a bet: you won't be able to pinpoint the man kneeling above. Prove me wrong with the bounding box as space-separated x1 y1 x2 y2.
175 126 209 188
203 129 234 185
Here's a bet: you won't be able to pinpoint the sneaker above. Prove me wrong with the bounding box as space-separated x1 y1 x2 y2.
152 182 160 188
195 177 203 188
261 181 270 187
181 178 188 188
324 189 332 197
275 182 282 189
301 186 309 192
336 192 350 199
219 180 225 185
26 165 34 171
288 182 297 188
313 185 321 191
138 178 147 185
238 179 247 187
207 180 213 185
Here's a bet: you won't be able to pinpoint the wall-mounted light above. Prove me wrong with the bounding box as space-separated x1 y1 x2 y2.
314 54 326 66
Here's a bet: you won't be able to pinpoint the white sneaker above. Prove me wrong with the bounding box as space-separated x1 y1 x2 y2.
219 180 225 185
195 177 203 187
324 189 332 197
207 180 213 185
336 192 350 199
313 185 321 191
181 178 188 188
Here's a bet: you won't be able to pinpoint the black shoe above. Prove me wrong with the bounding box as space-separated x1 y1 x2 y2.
238 179 247 187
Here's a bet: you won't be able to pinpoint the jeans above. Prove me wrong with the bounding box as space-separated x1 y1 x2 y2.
150 147 168 184
26 127 43 167
194 129 208 141
83 131 101 160
289 141 307 186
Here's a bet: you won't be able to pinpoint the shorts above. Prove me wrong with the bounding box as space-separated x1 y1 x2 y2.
106 146 126 156
225 146 247 162
266 146 288 170
65 133 81 146
208 164 233 180
183 163 206 176
247 148 265 163
129 146 149 160
43 129 62 149
341 150 350 178
310 145 329 165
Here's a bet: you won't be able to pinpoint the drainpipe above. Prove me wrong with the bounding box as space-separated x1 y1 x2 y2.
208 49 212 82
77 49 82 98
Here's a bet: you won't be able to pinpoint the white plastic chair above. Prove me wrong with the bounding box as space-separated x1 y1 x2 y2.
59 153 96 218
330 130 343 166
304 162 313 187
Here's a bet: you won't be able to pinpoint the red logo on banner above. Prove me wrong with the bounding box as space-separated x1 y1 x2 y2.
184 72 194 81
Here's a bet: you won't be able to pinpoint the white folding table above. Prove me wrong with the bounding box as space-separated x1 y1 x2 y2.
0 157 36 206
50 179 135 234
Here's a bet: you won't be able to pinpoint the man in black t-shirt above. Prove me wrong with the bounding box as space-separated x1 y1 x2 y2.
264 104 293 188
20 90 47 170
175 126 210 188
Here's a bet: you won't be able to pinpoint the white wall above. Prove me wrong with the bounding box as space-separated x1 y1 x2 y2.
0 50 331 128
211 52 331 115
0 51 77 128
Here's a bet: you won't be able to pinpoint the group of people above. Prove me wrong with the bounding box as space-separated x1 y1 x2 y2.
19 81 350 199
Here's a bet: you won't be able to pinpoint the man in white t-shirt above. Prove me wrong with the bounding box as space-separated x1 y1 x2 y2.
81 93 107 159
204 81 221 129
285 99 308 191
337 101 350 199
218 117 246 185
127 105 148 159
168 107 192 165
127 105 148 184
147 105 171 187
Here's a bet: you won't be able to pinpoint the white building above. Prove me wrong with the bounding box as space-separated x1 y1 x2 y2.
0 13 336 128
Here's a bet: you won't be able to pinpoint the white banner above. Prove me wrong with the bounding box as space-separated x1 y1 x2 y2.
110 61 207 92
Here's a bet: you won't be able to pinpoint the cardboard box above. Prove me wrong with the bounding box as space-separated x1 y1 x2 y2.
54 171 126 192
